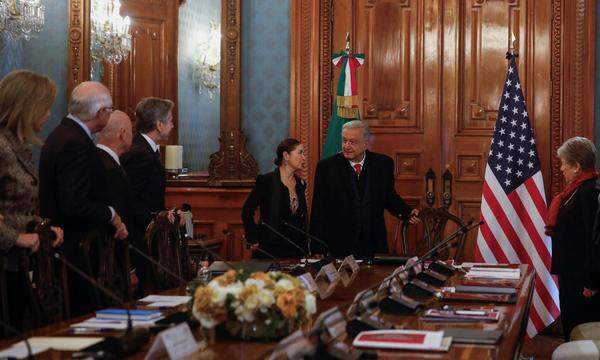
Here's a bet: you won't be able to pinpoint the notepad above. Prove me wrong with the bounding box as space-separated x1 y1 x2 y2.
139 295 191 304
352 330 451 351
96 308 163 321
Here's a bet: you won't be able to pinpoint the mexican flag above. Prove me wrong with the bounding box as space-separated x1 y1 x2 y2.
322 51 365 159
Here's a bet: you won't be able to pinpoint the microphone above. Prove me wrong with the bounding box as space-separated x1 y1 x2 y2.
190 238 236 270
282 221 330 256
243 235 278 260
260 220 307 258
52 253 149 357
0 318 33 359
125 241 189 286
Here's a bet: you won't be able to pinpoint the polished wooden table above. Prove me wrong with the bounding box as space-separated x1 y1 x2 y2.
0 263 534 359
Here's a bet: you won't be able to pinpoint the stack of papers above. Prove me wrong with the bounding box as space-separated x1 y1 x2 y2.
0 337 104 359
465 267 520 280
139 295 191 308
352 330 451 351
97 308 163 321
70 317 163 331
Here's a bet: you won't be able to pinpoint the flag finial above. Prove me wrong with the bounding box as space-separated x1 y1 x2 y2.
345 32 352 54
507 32 518 58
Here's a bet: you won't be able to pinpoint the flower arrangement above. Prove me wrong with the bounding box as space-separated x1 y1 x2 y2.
192 270 317 340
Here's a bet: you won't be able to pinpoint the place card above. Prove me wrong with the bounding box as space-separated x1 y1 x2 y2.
298 272 318 293
312 307 347 342
145 323 199 360
338 255 360 287
315 263 340 299
268 330 315 360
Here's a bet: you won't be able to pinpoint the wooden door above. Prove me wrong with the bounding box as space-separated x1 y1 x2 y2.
330 0 552 261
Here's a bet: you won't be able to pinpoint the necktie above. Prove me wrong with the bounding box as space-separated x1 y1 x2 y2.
354 163 362 177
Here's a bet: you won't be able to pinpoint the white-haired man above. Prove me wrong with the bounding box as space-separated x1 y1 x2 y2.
310 120 419 259
39 81 127 315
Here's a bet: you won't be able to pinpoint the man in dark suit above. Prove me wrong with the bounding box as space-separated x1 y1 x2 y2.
96 110 135 298
121 97 177 295
310 120 420 259
39 81 128 315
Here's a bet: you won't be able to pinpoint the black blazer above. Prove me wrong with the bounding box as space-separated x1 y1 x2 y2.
242 168 308 258
39 117 112 259
310 151 412 259
551 179 600 288
96 148 131 228
121 133 166 239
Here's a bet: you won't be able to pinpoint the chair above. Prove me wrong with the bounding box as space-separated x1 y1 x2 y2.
30 219 70 325
396 206 468 262
79 226 131 307
145 211 190 290
552 340 600 359
571 323 600 341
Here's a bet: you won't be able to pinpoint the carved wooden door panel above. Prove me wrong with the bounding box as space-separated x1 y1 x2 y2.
331 0 551 261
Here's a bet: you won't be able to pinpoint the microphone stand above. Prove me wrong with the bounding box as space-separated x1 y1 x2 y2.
260 221 307 260
283 221 331 257
125 241 189 286
0 318 33 359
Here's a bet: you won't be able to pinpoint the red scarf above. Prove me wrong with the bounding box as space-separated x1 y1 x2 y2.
545 168 598 235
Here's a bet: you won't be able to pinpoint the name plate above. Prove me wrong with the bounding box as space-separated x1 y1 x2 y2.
313 307 347 342
145 323 199 360
298 272 318 293
315 263 340 299
338 255 360 287
268 330 315 360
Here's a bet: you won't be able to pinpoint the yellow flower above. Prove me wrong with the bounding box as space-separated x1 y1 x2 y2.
193 286 214 313
276 291 298 319
240 284 259 303
214 269 237 286
251 272 275 289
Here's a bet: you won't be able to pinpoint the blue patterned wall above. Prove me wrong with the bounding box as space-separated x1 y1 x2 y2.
241 0 291 174
178 0 221 171
0 0 68 163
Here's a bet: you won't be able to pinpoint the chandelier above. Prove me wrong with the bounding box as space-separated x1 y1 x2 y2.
0 0 45 41
192 21 221 100
91 0 131 65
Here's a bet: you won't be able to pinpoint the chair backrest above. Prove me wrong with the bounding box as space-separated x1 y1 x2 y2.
79 227 131 306
30 220 70 325
145 211 190 291
399 206 468 262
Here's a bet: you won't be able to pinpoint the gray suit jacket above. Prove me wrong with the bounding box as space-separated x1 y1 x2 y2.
0 129 40 271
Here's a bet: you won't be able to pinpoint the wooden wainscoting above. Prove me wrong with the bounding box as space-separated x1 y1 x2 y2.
164 177 253 261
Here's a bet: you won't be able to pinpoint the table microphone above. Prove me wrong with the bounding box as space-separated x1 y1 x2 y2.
243 236 278 260
125 241 189 286
191 239 236 270
52 252 149 357
259 220 307 258
0 318 33 359
282 221 330 256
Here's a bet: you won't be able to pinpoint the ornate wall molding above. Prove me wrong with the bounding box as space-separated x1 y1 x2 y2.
208 0 257 186
67 0 90 95
550 0 562 196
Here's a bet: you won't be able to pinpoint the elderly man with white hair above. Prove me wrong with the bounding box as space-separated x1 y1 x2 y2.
39 81 128 315
310 120 420 260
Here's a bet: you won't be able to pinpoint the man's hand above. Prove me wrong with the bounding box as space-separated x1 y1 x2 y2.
111 213 128 239
176 210 186 227
50 226 64 247
16 233 40 252
408 208 420 224
0 214 4 222
583 287 598 298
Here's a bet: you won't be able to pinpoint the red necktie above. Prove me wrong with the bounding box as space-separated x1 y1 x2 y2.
354 163 362 176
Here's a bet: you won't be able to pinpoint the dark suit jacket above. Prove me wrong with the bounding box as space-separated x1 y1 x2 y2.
242 168 308 258
310 151 412 259
96 148 131 228
39 117 112 259
551 178 600 289
120 133 165 244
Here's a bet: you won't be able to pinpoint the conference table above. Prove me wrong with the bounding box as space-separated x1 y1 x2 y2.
0 262 535 359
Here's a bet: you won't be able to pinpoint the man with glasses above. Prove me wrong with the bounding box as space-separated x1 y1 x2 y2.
39 81 128 315
310 120 419 260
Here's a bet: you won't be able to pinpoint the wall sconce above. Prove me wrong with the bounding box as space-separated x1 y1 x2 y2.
192 21 221 100
0 0 45 42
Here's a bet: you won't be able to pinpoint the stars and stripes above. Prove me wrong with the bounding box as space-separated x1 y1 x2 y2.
475 54 559 338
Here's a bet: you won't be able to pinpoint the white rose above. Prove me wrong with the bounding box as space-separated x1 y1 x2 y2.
305 293 317 315
257 289 275 308
245 278 265 289
275 279 294 292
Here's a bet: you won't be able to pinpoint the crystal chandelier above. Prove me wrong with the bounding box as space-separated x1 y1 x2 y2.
0 0 45 41
192 21 221 100
91 0 131 65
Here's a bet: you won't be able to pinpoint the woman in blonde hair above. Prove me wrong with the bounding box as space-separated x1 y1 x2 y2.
0 70 63 332
545 136 600 340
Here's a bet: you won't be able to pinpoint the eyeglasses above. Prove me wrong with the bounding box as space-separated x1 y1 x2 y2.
100 106 114 114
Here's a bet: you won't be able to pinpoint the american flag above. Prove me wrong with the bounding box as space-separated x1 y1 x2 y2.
475 54 560 338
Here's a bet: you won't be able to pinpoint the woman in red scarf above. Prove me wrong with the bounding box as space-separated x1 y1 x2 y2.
546 137 600 341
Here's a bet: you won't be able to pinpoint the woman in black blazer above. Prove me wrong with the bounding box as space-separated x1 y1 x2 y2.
546 136 600 340
242 139 308 258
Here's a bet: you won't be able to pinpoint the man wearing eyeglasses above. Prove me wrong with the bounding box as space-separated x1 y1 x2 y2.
39 81 128 315
310 120 420 260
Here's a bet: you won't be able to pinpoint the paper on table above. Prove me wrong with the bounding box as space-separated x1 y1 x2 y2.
0 345 48 359
465 270 520 280
145 301 185 308
13 337 104 351
139 295 191 303
71 316 163 330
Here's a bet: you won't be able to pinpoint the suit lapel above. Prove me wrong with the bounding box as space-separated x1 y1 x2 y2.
336 154 360 205
360 151 372 206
